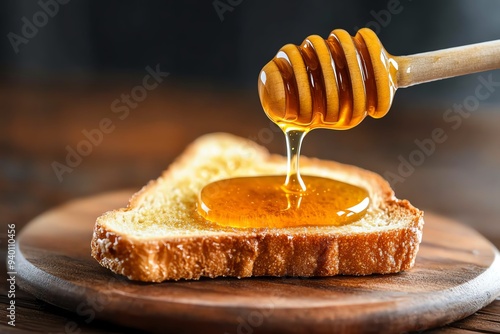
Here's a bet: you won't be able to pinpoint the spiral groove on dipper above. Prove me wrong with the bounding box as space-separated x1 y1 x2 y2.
259 28 396 129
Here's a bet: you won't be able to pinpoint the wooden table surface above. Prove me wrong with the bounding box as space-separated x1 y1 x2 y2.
1 81 499 333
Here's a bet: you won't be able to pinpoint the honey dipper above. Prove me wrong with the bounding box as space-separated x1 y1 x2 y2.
258 28 500 130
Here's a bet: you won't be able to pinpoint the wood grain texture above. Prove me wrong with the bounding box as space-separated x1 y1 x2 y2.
16 190 500 334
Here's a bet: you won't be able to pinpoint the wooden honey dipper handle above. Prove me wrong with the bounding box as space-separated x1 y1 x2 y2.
396 39 500 88
258 28 500 130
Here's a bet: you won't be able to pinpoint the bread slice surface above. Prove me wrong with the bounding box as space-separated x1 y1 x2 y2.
91 133 424 282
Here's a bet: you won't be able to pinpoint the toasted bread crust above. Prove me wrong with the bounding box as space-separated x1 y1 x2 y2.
91 133 424 282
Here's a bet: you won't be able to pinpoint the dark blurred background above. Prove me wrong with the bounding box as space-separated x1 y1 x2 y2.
1 0 500 101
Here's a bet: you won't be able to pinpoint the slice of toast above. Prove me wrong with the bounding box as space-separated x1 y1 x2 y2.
91 133 424 282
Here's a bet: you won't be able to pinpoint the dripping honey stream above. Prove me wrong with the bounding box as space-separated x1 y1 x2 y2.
197 123 370 229
196 30 388 229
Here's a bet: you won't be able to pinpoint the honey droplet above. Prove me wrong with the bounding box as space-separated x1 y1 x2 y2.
198 175 370 229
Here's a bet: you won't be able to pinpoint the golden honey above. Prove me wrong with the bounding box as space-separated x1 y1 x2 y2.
197 28 387 229
258 28 398 129
197 127 370 228
198 175 369 229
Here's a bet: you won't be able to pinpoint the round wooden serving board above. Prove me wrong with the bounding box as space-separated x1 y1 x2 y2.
17 190 500 333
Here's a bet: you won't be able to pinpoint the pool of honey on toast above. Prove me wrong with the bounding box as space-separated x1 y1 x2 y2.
196 117 371 230
196 111 371 228
197 174 370 228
